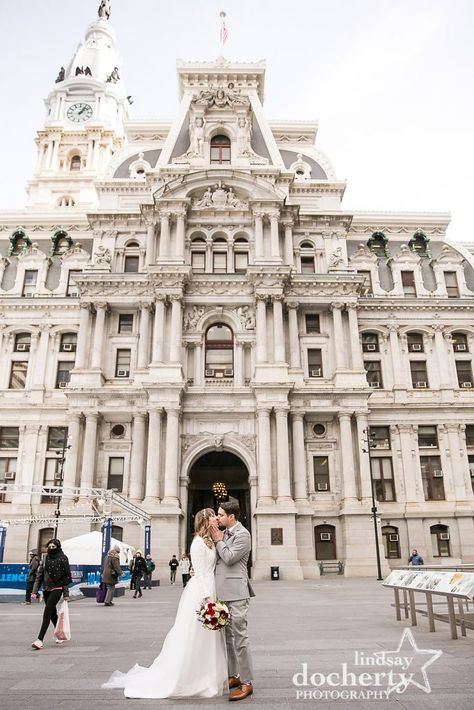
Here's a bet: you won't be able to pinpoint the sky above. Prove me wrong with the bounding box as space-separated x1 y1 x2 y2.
1 0 473 242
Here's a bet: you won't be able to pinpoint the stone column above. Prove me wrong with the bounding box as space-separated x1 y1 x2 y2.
91 303 107 369
431 326 451 388
269 210 281 259
338 412 358 500
205 237 213 272
163 408 180 504
254 211 264 259
145 410 162 500
175 210 186 260
255 294 268 363
331 303 346 370
283 219 294 266
63 413 81 489
355 412 372 499
459 425 474 499
137 302 152 368
75 304 92 369
81 413 99 489
257 408 273 502
235 340 244 386
129 412 147 500
145 222 156 267
445 424 468 500
33 325 50 387
275 408 292 500
272 295 286 363
388 324 404 387
194 342 203 385
346 303 364 370
292 412 307 501
169 295 183 363
287 302 301 369
444 333 460 389
397 424 422 502
158 211 170 259
152 296 166 362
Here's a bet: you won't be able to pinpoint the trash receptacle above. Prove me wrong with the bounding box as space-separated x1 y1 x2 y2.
271 566 280 580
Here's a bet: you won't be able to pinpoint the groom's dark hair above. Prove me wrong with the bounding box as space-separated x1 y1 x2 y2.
220 498 240 520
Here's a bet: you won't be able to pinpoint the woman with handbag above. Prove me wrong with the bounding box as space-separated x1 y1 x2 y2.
102 545 124 606
30 538 71 649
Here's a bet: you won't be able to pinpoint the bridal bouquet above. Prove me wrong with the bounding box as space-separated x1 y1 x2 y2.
197 599 231 631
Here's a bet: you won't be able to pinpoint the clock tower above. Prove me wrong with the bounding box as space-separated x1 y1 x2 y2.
27 3 130 209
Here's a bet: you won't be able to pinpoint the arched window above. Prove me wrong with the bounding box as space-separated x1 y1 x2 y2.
300 241 315 274
406 331 424 353
409 230 430 258
314 525 336 560
70 155 81 171
8 229 31 256
361 332 379 352
234 237 249 273
38 527 55 555
367 232 389 258
190 236 206 273
51 230 72 256
60 332 78 352
452 332 469 353
205 324 234 378
430 524 450 557
382 525 401 559
210 135 231 164
212 235 228 273
124 242 140 273
57 196 75 207
14 332 32 352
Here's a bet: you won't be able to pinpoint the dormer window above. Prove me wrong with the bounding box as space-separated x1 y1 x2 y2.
210 135 231 164
409 230 430 257
51 230 72 256
70 155 81 171
8 229 31 257
368 232 389 258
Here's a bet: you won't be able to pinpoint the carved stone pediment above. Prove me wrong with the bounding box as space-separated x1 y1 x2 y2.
191 86 250 110
192 182 248 210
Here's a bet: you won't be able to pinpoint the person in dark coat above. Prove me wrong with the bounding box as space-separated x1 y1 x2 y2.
408 549 424 566
101 545 123 606
31 539 71 649
24 549 40 604
130 550 147 598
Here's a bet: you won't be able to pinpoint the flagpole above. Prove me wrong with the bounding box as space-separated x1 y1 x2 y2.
219 10 228 54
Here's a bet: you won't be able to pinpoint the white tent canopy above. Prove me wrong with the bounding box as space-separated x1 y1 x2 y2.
61 531 135 566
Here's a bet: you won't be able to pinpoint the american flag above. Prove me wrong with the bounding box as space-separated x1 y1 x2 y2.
220 11 229 45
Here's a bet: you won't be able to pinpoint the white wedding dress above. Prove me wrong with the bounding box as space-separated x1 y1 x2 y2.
102 536 228 698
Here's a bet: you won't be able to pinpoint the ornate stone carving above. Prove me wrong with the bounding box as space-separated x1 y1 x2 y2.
187 116 205 158
191 86 250 110
93 245 112 264
184 305 207 331
236 305 256 330
193 182 248 210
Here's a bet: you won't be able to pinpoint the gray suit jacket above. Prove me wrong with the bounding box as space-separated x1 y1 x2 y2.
215 522 255 602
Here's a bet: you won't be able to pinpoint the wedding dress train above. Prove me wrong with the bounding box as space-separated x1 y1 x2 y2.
102 536 228 698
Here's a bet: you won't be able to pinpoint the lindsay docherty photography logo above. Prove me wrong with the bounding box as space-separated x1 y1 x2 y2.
293 628 442 701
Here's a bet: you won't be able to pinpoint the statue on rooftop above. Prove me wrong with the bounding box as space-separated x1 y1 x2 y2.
98 0 111 20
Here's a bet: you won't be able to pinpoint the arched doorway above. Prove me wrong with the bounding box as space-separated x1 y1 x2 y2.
186 451 251 555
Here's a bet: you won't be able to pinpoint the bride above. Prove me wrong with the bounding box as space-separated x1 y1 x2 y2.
102 509 228 698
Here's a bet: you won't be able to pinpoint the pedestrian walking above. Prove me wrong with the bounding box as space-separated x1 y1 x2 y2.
101 545 124 606
178 554 191 587
30 538 71 649
408 549 424 566
143 554 155 590
169 554 179 585
130 550 147 598
24 549 40 604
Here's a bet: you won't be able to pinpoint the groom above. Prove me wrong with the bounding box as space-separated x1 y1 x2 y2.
210 499 255 701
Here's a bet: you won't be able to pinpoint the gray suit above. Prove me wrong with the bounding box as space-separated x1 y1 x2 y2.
215 522 255 684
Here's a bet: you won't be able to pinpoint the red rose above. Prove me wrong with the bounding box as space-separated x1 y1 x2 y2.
210 618 218 625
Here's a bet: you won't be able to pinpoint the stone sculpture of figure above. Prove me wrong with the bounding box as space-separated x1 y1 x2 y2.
186 116 205 157
55 66 65 83
107 67 120 83
329 247 344 268
75 66 84 76
98 0 111 19
236 116 252 156
225 187 240 208
237 306 255 330
84 66 92 76
195 186 214 208
94 245 112 264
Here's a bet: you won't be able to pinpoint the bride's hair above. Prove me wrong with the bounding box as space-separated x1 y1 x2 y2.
194 508 215 549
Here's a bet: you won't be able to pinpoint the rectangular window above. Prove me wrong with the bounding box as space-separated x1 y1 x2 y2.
466 425 474 447
407 332 424 352
362 332 379 352
60 332 77 352
0 458 17 503
234 251 248 273
191 251 206 273
401 270 416 296
0 427 19 449
301 256 315 274
308 349 323 377
372 457 396 502
47 427 68 451
420 456 445 500
313 456 330 491
358 270 373 295
118 313 134 334
364 360 383 388
15 333 31 352
305 314 320 334
213 252 227 273
410 360 428 388
42 458 60 503
369 426 391 450
469 455 474 494
107 457 124 491
444 271 459 298
22 270 38 296
9 361 28 389
455 360 472 388
418 425 438 448
115 349 131 377
56 361 73 388
124 256 139 273
66 270 81 296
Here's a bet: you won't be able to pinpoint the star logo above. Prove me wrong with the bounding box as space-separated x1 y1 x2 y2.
375 628 442 695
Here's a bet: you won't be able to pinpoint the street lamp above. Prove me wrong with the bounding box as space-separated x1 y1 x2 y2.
362 427 383 580
53 432 72 537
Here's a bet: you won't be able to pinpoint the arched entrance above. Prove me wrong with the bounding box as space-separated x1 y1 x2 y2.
186 451 251 554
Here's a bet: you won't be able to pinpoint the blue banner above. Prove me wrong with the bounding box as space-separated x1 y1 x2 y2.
0 527 6 563
0 563 130 592
101 517 112 567
144 525 151 557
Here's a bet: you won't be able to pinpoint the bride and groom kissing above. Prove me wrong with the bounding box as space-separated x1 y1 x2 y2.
103 499 255 701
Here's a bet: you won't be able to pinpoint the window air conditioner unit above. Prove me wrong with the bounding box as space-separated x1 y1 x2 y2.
317 482 328 491
320 532 331 541
461 382 472 388
433 470 444 477
439 532 450 540
4 471 15 480
224 369 234 377
311 368 322 377
67 292 78 298
454 344 467 352
366 344 377 351
58 381 68 388
369 381 381 388
415 381 427 388
205 369 214 377
389 534 399 542
410 344 422 352
62 343 73 351
117 369 129 377
16 343 28 351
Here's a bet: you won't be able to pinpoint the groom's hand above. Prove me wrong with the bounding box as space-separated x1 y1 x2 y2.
210 522 224 542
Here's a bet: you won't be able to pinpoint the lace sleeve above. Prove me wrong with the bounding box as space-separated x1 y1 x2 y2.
191 537 213 600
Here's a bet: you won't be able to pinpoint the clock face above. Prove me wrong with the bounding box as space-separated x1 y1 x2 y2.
67 103 93 123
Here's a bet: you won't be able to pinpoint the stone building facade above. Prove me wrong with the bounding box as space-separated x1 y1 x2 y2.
1 9 474 578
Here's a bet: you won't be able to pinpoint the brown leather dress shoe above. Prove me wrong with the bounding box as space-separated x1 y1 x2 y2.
229 683 253 701
228 676 241 689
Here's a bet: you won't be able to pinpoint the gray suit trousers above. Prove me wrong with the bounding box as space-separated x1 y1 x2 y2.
225 598 253 684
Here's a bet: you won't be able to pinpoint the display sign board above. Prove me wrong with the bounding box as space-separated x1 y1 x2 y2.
383 569 474 598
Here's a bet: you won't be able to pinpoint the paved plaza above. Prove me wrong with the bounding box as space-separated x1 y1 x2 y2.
0 577 473 710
